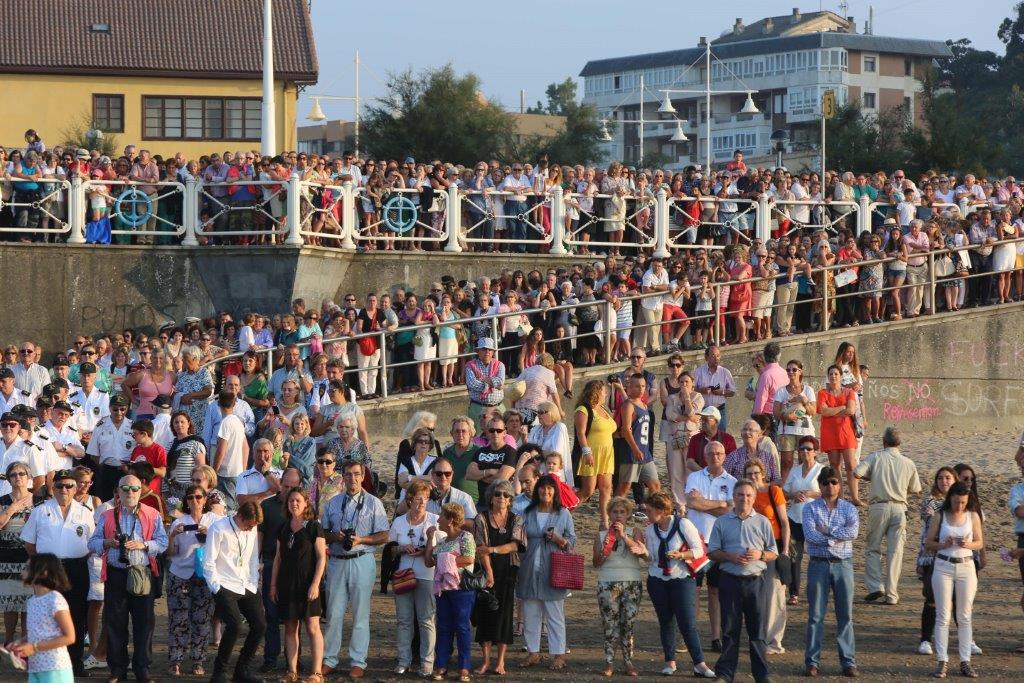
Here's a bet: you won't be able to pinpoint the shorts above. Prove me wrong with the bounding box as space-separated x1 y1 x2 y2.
87 555 104 601
618 460 659 484
695 562 720 588
777 434 801 452
616 329 632 341
752 289 774 317
661 304 688 335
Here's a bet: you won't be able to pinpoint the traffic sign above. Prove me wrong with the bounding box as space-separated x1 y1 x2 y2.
822 90 836 120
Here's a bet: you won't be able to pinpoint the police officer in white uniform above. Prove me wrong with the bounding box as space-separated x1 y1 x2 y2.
0 367 31 414
87 393 136 501
43 401 86 471
21 468 97 677
70 361 110 443
150 394 174 452
0 414 49 498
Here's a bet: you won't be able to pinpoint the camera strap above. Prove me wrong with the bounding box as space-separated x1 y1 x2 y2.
339 492 365 529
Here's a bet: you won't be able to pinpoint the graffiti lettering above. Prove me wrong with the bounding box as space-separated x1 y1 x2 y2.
940 382 1023 419
79 302 185 334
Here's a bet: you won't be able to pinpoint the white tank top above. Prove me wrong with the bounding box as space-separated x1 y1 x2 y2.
938 512 973 559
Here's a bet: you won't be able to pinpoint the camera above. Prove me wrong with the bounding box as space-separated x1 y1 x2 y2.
115 532 129 564
341 528 356 551
607 374 620 384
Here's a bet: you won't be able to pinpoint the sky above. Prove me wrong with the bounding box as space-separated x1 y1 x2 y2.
301 0 1016 121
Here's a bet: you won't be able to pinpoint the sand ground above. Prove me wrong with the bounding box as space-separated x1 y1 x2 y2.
10 429 1023 683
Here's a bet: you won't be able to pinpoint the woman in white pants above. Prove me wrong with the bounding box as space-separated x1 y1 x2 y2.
388 480 437 677
923 481 984 679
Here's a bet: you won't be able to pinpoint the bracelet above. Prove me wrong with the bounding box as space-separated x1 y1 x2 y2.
581 447 592 456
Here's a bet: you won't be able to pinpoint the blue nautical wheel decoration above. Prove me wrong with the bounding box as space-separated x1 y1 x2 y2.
382 194 418 233
114 187 153 228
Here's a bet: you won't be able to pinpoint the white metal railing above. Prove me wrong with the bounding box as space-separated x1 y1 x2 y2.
7 179 1022 254
0 178 71 235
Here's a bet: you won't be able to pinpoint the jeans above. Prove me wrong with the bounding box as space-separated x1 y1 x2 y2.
395 579 436 670
104 565 156 680
434 589 475 671
715 572 769 683
805 557 856 669
213 588 266 677
504 199 528 252
261 565 282 665
217 475 238 511
789 521 805 598
646 576 706 665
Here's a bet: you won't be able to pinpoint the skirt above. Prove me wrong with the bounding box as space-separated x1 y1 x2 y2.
414 330 437 361
438 336 458 366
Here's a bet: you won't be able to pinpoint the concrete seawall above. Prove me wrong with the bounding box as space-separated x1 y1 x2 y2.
361 304 1024 438
0 244 578 352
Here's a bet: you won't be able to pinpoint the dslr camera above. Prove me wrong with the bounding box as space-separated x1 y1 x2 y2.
341 528 356 551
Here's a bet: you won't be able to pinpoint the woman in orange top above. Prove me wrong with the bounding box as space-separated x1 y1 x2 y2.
743 458 790 655
817 365 861 505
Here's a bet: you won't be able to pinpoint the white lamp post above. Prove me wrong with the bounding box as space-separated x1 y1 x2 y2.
261 0 275 156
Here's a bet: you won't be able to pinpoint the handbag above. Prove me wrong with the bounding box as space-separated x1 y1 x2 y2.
357 335 378 357
833 269 858 288
549 543 585 590
127 564 152 597
935 255 955 277
459 563 488 592
391 567 417 595
193 545 206 579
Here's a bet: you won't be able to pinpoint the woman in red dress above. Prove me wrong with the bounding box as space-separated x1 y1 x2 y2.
817 364 862 505
727 246 753 344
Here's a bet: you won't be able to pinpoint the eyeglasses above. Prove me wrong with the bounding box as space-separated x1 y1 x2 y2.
786 368 800 373
119 485 142 493
488 428 505 433
185 494 206 501
316 459 335 465
822 479 841 486
493 492 513 498
630 355 644 360
7 471 28 479
416 439 432 445
54 482 77 490
798 446 815 452
433 471 453 478
668 363 682 368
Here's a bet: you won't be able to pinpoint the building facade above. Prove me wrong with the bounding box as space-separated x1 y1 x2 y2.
0 0 318 157
580 9 951 170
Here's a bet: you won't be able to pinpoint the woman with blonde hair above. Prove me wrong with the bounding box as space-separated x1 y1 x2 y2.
526 402 571 484
574 380 617 529
601 162 629 255
395 411 440 495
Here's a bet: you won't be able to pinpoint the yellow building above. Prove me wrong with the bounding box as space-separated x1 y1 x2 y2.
0 0 318 157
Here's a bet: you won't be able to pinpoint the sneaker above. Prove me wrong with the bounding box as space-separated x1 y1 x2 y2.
883 596 899 605
660 664 676 676
83 655 108 670
970 642 983 656
918 640 933 655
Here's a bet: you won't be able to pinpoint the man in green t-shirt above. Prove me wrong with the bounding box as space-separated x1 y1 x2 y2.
442 415 479 502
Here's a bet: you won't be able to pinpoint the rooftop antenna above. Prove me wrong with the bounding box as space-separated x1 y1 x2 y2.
838 0 849 17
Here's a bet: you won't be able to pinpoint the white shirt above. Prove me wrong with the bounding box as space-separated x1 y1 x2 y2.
216 414 246 478
0 388 30 415
20 498 95 558
43 420 84 470
168 511 222 580
693 364 736 409
152 413 173 452
236 466 282 500
783 461 823 523
426 486 478 520
0 439 48 496
388 511 439 580
527 423 573 486
498 173 532 201
203 515 260 595
69 386 110 433
86 417 136 467
641 267 670 310
202 400 255 451
685 467 737 540
28 429 59 476
789 181 810 223
11 363 50 398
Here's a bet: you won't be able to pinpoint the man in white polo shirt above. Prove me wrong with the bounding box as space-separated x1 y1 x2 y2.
235 438 283 507
21 468 96 677
87 393 135 501
212 391 249 511
685 440 737 653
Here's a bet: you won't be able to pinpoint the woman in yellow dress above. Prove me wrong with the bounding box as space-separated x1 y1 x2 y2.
574 379 618 528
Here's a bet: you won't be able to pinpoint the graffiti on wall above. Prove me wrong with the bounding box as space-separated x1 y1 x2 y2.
867 378 1023 422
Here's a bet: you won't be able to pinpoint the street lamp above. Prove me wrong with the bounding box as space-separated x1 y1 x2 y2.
600 72 690 167
658 40 761 170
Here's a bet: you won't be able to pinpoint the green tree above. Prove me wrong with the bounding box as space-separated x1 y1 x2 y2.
517 78 605 165
361 64 513 165
825 103 910 173
59 111 119 157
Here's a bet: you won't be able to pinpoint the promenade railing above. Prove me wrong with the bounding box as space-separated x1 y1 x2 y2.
2 177 1018 253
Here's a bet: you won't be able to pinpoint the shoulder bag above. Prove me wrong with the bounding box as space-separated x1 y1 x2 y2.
548 515 584 590
768 485 793 586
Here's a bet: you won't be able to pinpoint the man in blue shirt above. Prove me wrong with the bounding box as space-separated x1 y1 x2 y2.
802 465 860 678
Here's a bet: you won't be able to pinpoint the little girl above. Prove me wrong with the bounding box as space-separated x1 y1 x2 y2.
10 553 74 682
543 452 579 510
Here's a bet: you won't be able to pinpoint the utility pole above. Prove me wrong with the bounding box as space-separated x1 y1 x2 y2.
260 0 276 156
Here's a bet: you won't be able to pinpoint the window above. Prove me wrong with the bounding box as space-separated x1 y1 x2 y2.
143 96 261 140
613 75 621 90
863 92 877 109
92 94 123 133
863 55 877 73
905 58 913 76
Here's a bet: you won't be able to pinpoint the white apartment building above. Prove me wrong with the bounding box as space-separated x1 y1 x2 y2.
579 9 952 169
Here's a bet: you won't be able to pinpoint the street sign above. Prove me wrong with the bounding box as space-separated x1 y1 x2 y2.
822 90 836 120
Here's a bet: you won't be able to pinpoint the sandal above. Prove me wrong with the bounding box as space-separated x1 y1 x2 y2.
932 661 948 679
788 595 800 606
520 655 541 668
432 670 447 681
601 664 614 678
169 664 181 677
549 656 567 671
192 664 206 677
279 673 299 683
304 674 324 683
959 662 978 678
459 670 472 682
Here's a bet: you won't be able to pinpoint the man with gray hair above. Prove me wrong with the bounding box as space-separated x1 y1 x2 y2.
235 438 282 506
854 427 922 605
129 148 160 244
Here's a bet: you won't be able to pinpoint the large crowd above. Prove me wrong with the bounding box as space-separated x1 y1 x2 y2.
1 320 1024 683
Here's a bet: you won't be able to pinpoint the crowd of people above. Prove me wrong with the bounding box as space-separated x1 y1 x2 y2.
2 326 1024 683
4 130 1024 266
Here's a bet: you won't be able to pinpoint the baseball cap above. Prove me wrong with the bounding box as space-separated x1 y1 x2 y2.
78 361 98 375
109 394 130 408
0 368 13 380
76 148 89 160
53 469 77 482
699 406 722 421
53 401 73 413
476 338 496 351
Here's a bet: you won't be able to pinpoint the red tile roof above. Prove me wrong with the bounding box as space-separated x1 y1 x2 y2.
0 0 318 82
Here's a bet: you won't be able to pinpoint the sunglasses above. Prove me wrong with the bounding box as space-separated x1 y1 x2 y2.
631 355 644 360
19 349 33 355
54 482 77 490
668 363 682 368
7 471 28 478
317 459 335 465
488 428 505 433
433 471 453 478
822 479 841 486
493 492 513 498
185 494 206 501
416 439 432 445
1 422 19 428
111 406 128 412
82 351 97 356
798 446 815 451
119 485 142 492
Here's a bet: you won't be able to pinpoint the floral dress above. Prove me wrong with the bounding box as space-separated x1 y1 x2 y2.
0 495 33 611
174 368 214 434
858 248 884 298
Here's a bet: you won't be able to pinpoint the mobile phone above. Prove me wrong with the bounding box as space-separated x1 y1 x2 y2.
271 405 280 415
183 524 199 532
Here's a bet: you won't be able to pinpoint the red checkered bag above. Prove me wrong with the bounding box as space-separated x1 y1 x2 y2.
549 547 585 590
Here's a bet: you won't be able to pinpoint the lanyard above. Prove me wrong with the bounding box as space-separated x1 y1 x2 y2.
230 518 250 568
